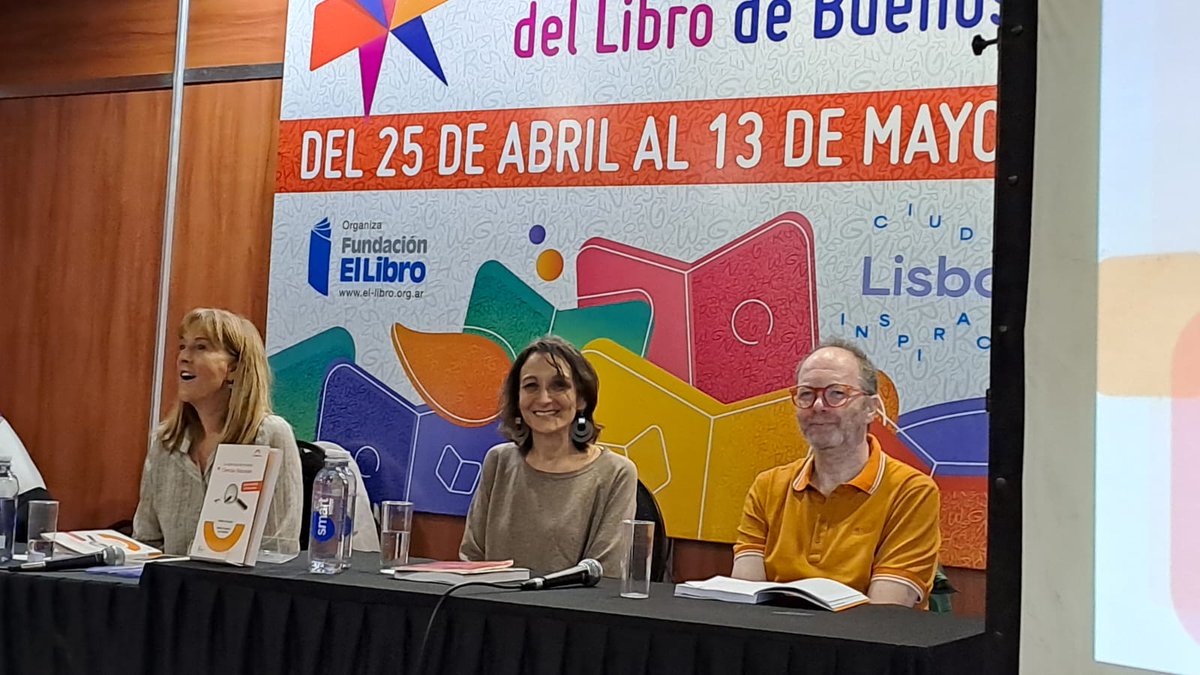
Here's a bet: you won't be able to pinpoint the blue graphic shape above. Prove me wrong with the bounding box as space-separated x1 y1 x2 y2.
307 217 332 296
529 224 546 245
356 0 388 26
391 16 447 85
316 360 502 515
895 398 988 477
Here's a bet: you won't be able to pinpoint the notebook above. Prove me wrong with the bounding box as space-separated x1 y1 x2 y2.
386 559 531 585
188 444 283 567
674 576 870 612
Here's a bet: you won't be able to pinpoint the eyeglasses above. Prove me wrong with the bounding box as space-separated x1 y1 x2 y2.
790 384 870 409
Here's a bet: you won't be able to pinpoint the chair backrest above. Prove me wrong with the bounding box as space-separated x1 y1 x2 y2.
634 480 672 583
296 440 327 550
313 441 380 552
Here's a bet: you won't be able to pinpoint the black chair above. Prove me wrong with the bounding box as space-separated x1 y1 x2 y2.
634 480 672 583
296 440 327 551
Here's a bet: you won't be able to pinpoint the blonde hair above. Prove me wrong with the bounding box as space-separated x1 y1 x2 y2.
158 308 273 452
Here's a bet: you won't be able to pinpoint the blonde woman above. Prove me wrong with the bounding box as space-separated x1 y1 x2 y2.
133 308 303 555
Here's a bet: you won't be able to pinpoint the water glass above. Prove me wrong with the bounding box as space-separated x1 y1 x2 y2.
26 500 59 562
621 519 654 599
379 500 413 572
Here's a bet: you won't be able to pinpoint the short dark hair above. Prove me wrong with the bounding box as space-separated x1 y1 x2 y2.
498 335 602 452
795 339 879 394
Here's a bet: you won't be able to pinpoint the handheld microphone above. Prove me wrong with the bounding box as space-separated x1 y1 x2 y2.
519 558 603 591
14 546 125 571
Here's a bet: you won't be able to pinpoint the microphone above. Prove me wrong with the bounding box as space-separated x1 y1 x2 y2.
519 558 603 591
13 546 126 571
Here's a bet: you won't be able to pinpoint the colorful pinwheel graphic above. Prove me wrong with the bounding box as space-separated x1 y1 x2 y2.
310 0 450 115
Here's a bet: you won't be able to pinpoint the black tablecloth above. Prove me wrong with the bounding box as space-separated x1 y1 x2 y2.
0 566 143 675
140 557 984 675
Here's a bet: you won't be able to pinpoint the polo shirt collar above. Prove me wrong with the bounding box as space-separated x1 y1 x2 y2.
792 434 887 495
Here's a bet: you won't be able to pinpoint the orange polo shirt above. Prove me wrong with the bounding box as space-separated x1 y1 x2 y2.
733 434 941 603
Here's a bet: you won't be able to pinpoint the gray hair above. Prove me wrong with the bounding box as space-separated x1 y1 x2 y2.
794 339 879 394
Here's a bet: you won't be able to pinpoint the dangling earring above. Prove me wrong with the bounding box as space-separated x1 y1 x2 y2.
512 416 529 445
570 414 594 445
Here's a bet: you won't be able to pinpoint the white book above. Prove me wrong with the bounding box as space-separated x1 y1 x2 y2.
50 530 162 561
189 444 282 567
674 575 870 612
392 569 531 585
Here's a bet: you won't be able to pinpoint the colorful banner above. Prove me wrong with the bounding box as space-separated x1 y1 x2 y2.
268 0 997 567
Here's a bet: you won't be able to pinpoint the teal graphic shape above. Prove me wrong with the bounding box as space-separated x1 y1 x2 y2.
269 327 356 440
463 261 652 358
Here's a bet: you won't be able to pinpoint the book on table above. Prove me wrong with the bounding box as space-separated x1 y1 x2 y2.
188 443 283 567
674 575 870 612
49 530 162 561
387 559 531 585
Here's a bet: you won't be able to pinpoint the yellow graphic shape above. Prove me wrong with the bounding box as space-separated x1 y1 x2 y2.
1099 254 1200 396
585 339 808 542
391 0 451 29
202 522 246 553
587 339 905 541
390 323 510 426
876 370 899 422
536 249 564 281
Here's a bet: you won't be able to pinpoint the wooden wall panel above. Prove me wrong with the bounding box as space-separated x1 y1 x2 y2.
159 79 282 402
0 2 177 87
0 90 171 530
187 0 288 70
0 0 287 89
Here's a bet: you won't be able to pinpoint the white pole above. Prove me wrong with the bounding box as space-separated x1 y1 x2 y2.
148 0 192 443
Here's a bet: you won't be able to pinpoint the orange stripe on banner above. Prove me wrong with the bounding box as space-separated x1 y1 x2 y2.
241 481 264 492
276 86 996 193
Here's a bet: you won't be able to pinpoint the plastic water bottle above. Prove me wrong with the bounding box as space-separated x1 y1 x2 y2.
336 460 358 569
0 457 20 563
308 456 355 574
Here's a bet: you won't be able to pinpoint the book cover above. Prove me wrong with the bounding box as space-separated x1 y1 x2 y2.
392 559 515 574
189 444 280 566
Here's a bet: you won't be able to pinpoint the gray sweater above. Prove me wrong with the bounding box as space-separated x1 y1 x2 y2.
132 415 304 556
460 443 638 578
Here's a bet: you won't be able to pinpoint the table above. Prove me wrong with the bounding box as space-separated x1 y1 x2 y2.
139 556 984 675
0 565 144 675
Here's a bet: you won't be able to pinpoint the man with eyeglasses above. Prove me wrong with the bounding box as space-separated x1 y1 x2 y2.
731 341 941 608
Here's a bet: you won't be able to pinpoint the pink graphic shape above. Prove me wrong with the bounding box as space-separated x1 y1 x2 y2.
1172 312 1200 640
577 212 820 403
357 34 389 118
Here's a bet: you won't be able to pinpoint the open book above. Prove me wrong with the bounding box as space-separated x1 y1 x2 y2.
674 576 869 612
50 530 162 561
387 560 530 585
188 444 283 567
